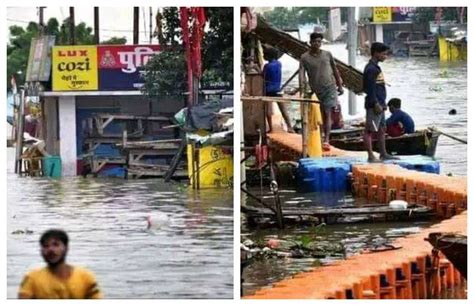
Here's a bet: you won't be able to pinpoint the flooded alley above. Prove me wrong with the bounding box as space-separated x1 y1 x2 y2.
7 148 233 298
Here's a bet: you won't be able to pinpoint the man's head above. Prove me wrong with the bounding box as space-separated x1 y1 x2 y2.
309 32 324 52
40 229 69 268
264 47 279 61
371 42 390 62
388 98 401 113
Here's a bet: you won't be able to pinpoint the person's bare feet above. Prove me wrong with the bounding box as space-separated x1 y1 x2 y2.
368 154 379 163
287 127 295 133
380 154 399 160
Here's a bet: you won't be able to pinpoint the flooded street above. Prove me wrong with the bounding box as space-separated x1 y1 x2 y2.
7 148 233 299
243 41 466 296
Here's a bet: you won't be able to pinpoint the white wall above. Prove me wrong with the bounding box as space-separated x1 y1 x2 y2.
375 24 384 43
58 96 77 177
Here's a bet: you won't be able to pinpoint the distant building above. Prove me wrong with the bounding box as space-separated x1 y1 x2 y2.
358 7 430 56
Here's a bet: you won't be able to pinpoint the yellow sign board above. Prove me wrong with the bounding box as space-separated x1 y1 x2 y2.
373 7 392 23
52 46 98 91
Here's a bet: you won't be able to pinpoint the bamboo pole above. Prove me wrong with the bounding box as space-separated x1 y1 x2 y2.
133 7 139 45
69 7 75 45
241 96 320 104
94 7 100 44
14 90 25 174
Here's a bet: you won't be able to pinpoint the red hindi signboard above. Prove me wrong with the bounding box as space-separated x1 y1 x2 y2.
97 45 161 91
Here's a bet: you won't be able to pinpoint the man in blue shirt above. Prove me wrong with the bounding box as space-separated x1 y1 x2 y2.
386 98 415 137
263 47 294 133
363 42 397 162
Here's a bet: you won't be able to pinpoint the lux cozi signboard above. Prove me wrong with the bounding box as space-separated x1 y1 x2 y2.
52 46 98 91
52 45 160 91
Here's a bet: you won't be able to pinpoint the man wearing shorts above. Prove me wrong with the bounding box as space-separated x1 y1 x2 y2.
299 32 343 150
363 42 397 162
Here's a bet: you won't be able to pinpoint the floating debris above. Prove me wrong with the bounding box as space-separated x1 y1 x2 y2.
429 86 443 92
438 70 449 78
11 229 34 235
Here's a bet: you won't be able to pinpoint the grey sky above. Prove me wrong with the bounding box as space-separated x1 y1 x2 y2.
7 7 160 44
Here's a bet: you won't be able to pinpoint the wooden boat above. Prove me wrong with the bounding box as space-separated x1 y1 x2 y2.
329 128 441 157
426 232 467 279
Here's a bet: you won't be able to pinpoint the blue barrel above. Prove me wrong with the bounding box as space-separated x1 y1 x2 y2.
42 156 62 178
297 158 350 192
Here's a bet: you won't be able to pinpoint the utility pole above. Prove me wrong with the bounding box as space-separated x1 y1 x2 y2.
94 7 100 44
347 7 358 115
133 7 139 45
149 7 153 44
69 7 75 45
38 7 45 34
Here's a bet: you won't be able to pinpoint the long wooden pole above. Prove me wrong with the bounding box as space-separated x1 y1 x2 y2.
15 89 25 174
94 7 100 44
347 7 358 115
429 127 467 144
149 7 153 44
279 69 299 92
241 96 320 104
69 7 75 45
133 7 139 44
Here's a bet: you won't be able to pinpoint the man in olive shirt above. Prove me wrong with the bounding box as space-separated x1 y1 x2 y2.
299 32 343 150
19 229 102 299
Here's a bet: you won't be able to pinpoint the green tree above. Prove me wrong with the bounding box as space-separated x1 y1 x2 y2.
263 7 346 29
142 51 186 96
143 7 233 97
202 7 233 86
414 7 467 25
7 17 127 90
101 37 127 45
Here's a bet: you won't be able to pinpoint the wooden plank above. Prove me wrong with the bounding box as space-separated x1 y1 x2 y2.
125 149 179 156
128 163 170 169
241 96 320 104
99 116 115 133
254 14 364 94
247 205 433 218
164 139 187 182
95 114 169 121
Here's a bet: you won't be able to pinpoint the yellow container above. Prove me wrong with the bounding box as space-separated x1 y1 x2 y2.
439 36 467 61
187 144 233 188
307 94 323 157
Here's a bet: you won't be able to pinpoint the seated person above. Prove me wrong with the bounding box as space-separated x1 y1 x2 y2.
386 98 415 137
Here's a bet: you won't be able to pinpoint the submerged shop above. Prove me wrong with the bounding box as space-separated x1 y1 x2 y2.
42 44 184 177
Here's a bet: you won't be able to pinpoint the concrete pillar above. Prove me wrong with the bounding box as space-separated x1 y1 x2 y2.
375 24 384 43
347 7 358 115
58 96 77 176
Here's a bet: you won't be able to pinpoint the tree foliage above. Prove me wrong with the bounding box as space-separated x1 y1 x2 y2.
142 51 186 96
414 7 467 25
7 17 127 90
143 7 233 97
263 7 349 30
